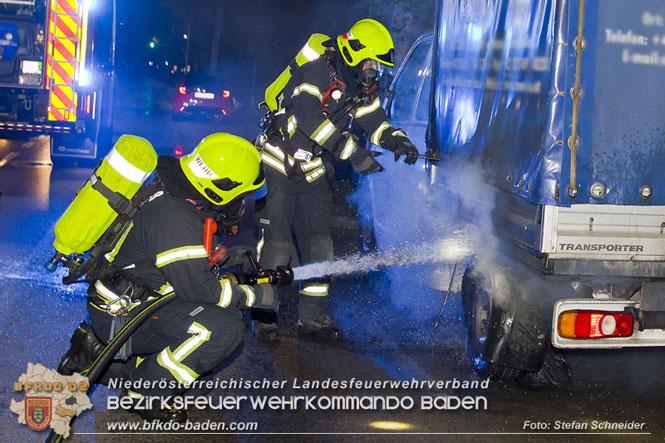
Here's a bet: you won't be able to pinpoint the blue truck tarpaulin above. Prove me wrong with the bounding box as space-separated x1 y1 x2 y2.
432 0 665 206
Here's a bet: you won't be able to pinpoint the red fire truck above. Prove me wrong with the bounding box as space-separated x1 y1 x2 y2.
0 0 113 161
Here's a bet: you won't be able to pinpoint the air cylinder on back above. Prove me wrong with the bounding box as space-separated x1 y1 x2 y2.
52 135 157 256
264 33 330 112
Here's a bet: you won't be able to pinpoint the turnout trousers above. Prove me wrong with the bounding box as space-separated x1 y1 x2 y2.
89 299 244 397
256 167 334 323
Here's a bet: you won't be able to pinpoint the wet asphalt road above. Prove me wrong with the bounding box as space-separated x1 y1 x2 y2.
1 135 665 443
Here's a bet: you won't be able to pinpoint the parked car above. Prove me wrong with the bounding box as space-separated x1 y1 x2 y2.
172 75 232 121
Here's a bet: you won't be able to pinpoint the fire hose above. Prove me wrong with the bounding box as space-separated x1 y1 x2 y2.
44 292 176 443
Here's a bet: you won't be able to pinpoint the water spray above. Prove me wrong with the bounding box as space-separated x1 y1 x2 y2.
292 235 472 281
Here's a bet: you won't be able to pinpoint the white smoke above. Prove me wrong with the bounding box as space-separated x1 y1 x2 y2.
328 155 500 317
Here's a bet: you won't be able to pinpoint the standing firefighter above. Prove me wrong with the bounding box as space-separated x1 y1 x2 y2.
255 19 419 340
57 133 278 422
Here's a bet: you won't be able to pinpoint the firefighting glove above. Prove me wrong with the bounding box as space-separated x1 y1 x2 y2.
251 284 279 313
350 146 383 175
220 272 239 284
334 131 360 161
382 129 419 164
393 139 419 165
218 246 255 270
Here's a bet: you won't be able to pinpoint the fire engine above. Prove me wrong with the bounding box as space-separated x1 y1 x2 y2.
0 0 113 161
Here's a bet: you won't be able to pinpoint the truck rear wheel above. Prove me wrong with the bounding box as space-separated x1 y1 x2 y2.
463 264 573 388
462 267 521 381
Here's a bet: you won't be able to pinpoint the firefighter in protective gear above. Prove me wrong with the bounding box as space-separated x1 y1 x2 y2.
57 133 275 422
254 19 419 340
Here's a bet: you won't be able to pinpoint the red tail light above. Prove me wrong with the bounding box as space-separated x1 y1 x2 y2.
222 89 231 98
221 109 228 116
178 86 187 95
175 145 183 158
558 310 634 339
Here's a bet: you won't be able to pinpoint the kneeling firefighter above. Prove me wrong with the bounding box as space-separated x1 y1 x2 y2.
254 19 419 340
57 133 278 422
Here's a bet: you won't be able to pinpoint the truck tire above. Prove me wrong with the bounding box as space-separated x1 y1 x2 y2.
463 263 574 388
462 266 521 381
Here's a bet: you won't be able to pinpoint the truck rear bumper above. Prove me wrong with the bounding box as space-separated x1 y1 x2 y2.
0 121 72 134
552 299 665 348
0 89 72 134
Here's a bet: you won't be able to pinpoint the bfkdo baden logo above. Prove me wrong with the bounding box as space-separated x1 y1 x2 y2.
11 363 93 438
25 397 52 431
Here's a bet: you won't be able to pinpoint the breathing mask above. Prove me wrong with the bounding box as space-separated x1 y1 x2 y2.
356 59 382 92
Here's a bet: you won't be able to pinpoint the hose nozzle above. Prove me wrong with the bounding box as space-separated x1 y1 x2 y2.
249 266 294 286
272 266 294 285
44 252 64 273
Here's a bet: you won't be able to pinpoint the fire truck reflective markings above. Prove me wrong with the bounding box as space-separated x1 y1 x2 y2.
49 108 66 122
52 86 73 109
53 62 74 84
53 37 75 61
55 15 77 39
52 73 71 91
52 60 73 83
0 123 70 133
56 0 77 16
47 0 80 122
52 88 72 109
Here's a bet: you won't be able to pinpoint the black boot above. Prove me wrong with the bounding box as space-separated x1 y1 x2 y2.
251 309 279 342
122 390 187 423
297 315 343 341
57 322 105 376
252 320 279 341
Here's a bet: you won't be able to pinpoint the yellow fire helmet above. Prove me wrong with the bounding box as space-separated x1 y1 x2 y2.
180 133 265 205
337 19 395 67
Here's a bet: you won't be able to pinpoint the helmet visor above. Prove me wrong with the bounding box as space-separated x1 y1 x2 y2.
362 59 381 73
